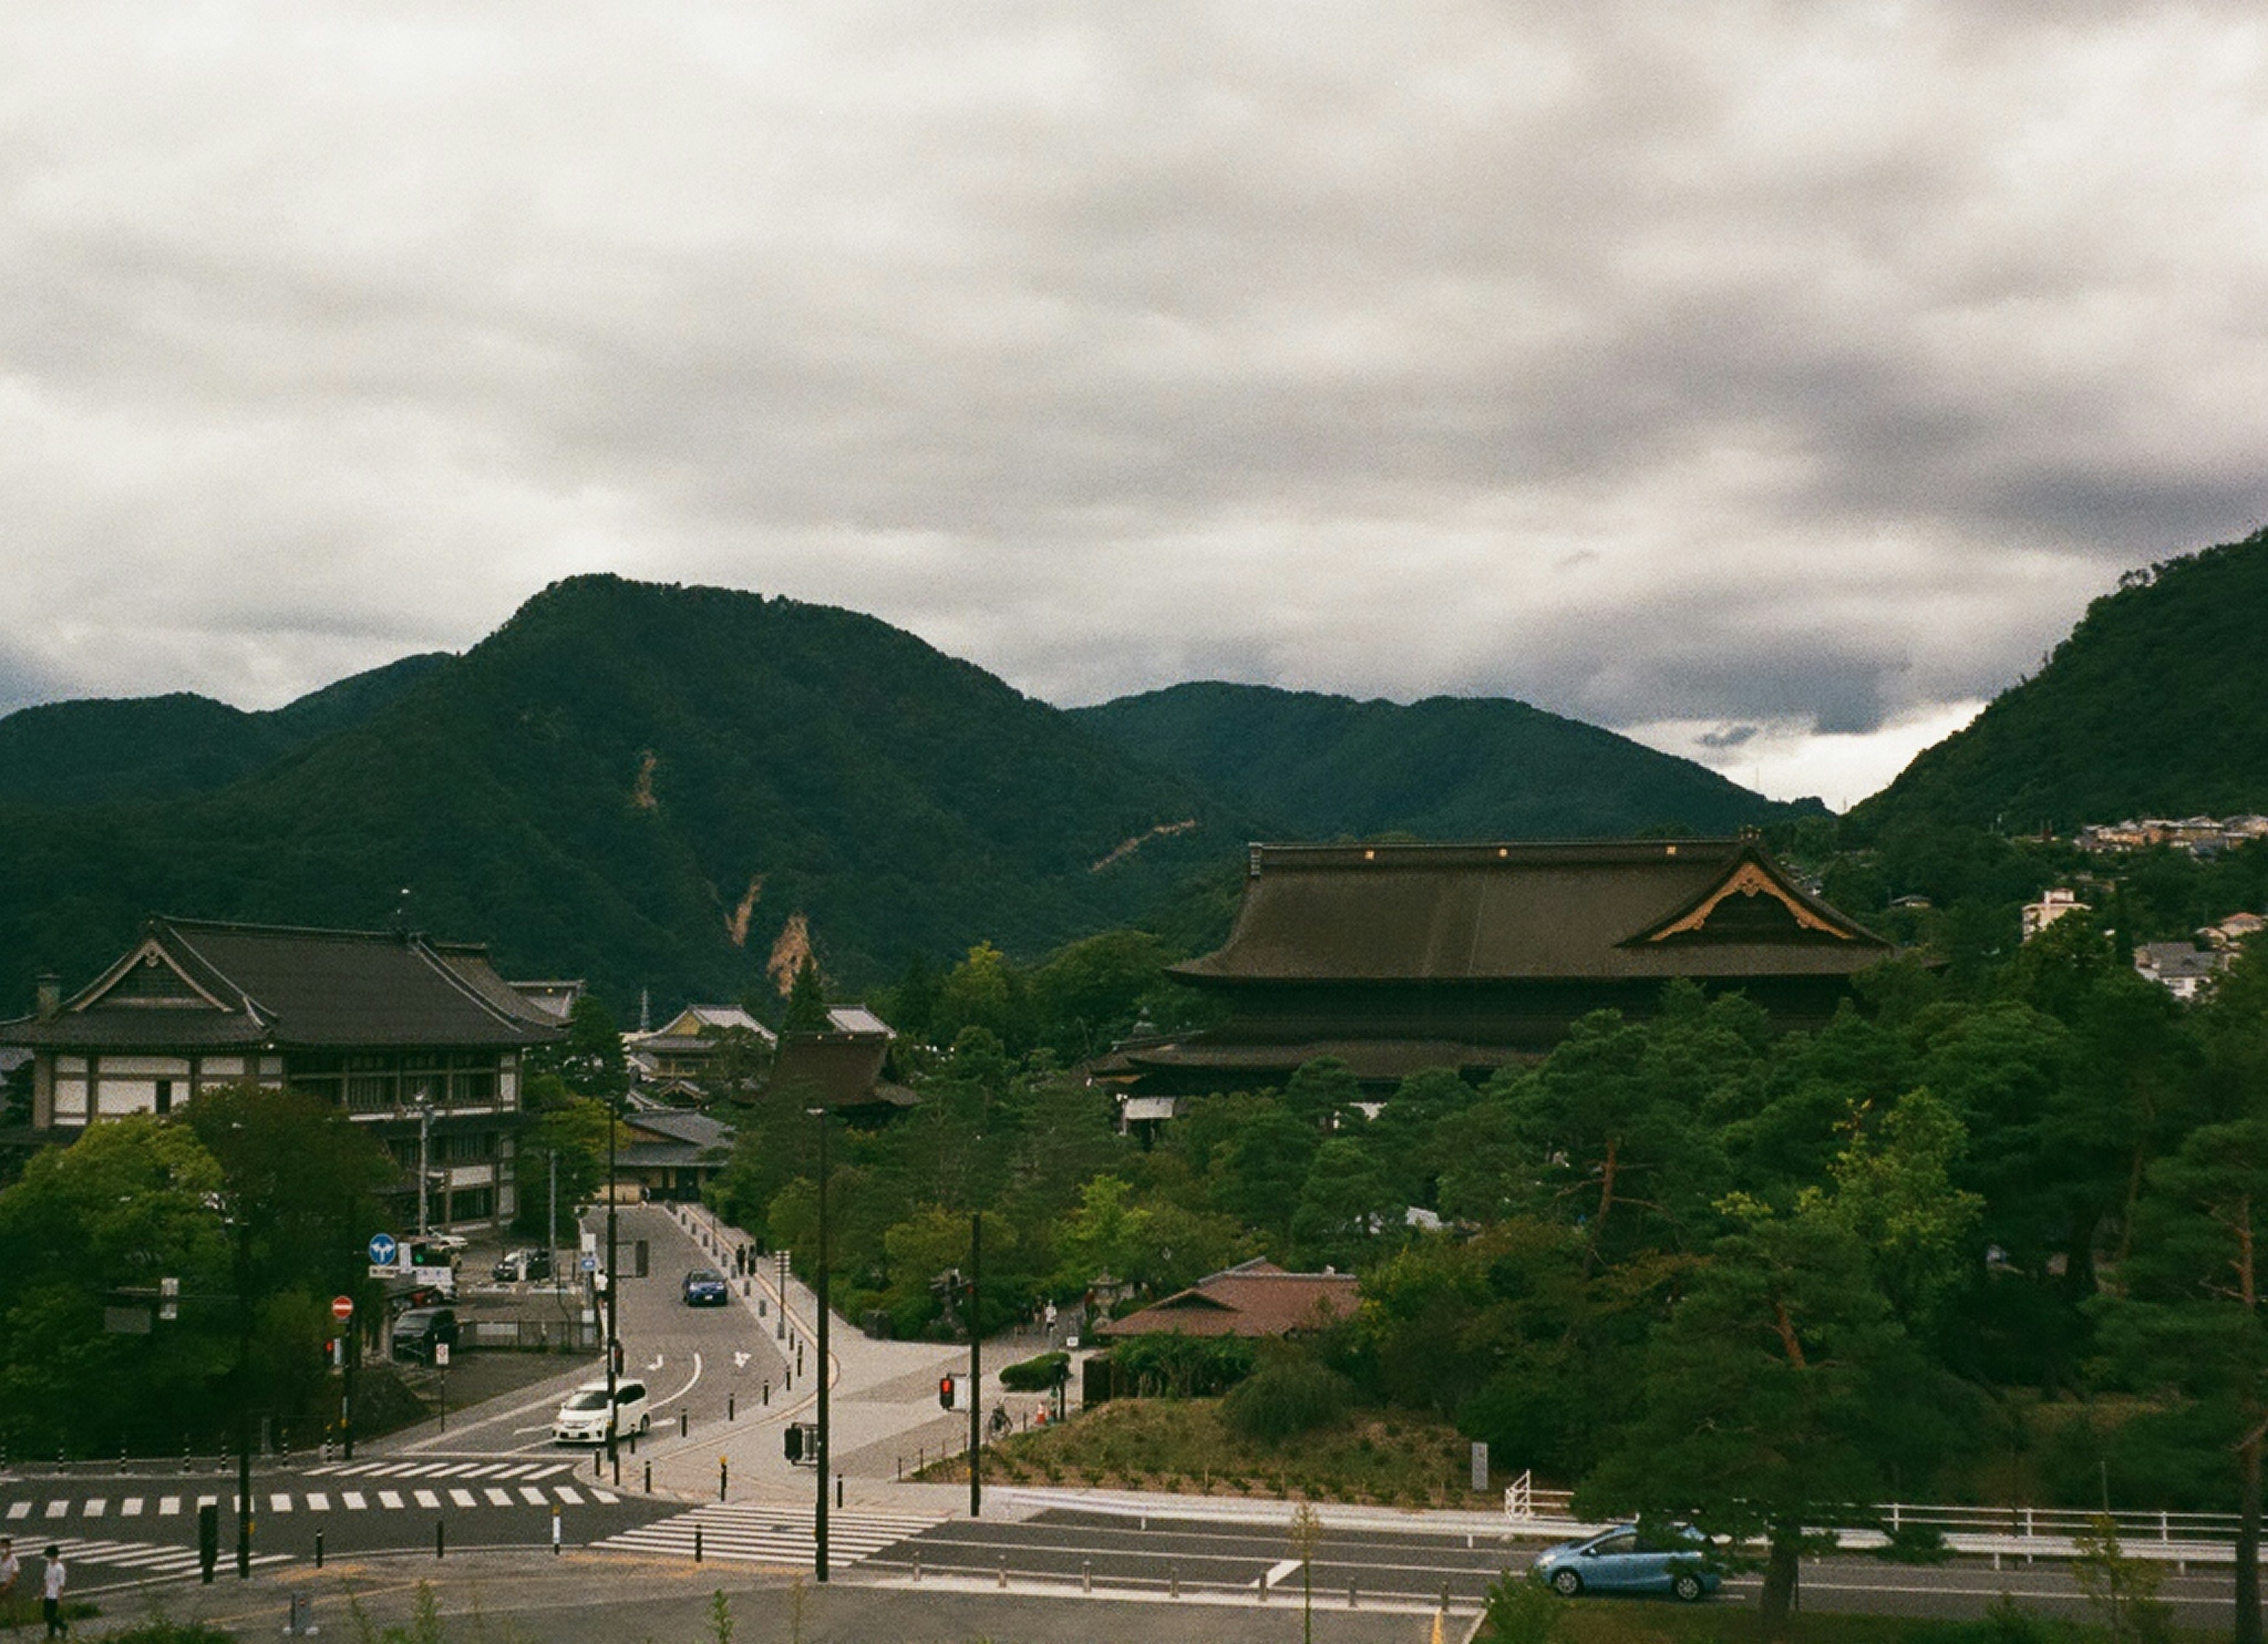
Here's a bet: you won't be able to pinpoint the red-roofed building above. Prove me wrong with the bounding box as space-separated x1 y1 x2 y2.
1100 1258 1360 1341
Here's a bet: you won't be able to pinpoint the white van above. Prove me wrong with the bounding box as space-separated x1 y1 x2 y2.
552 1378 650 1444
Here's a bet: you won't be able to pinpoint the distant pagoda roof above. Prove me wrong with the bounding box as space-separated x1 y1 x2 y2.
1170 837 1890 987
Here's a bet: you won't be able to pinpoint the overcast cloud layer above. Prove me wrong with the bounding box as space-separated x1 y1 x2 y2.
5 2 2265 807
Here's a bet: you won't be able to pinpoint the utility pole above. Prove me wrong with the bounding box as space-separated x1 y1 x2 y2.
814 1104 831 1583
547 1148 559 1288
416 1098 432 1238
969 1210 982 1518
604 1094 620 1480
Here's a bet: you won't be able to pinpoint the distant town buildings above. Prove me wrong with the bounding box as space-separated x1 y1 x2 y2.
2075 815 2268 857
2134 940 2229 1001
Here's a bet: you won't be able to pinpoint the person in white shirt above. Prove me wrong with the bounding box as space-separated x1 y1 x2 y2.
0 1535 19 1608
40 1544 66 1638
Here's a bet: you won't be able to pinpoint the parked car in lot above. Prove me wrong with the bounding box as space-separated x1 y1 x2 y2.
552 1378 650 1444
492 1248 552 1282
682 1268 729 1306
390 1306 460 1365
1530 1523 1719 1601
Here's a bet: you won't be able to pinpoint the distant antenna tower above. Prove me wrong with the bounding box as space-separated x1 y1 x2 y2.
638 987 651 1031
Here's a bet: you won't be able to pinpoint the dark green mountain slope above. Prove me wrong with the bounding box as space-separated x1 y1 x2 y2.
1070 682 1821 841
1853 528 2268 836
0 652 448 806
0 578 1240 1010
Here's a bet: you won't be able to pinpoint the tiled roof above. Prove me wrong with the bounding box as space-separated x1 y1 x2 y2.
1101 1260 1358 1340
1172 839 1889 986
1 917 563 1050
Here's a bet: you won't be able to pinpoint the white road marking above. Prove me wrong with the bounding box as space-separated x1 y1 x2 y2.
84 1498 106 1517
450 1489 477 1508
378 1491 404 1509
158 1497 181 1517
270 1493 292 1512
307 1493 330 1512
518 1486 548 1505
343 1493 367 1510
555 1486 583 1505
413 1489 441 1509
484 1488 513 1507
120 1498 143 1517
6 1502 31 1520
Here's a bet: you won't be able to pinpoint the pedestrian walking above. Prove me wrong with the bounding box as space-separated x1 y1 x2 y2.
38 1545 64 1638
1 1535 19 1617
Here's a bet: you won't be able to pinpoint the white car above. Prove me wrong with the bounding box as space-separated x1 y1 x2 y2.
552 1378 650 1444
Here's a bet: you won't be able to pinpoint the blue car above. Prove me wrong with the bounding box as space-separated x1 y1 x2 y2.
682 1268 730 1306
1530 1523 1719 1602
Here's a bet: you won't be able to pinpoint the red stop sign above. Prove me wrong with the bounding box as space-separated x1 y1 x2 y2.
331 1294 355 1321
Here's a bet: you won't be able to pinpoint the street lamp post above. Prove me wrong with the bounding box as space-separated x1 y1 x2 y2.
969 1210 982 1519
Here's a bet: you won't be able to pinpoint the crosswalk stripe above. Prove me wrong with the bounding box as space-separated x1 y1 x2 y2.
379 1491 404 1509
344 1493 368 1510
158 1497 181 1516
6 1502 30 1520
554 1486 583 1505
592 1504 939 1568
413 1490 440 1509
121 1497 144 1516
484 1488 513 1507
517 1486 547 1505
307 1493 330 1512
45 1500 67 1518
449 1489 477 1508
591 1488 619 1505
271 1493 293 1512
86 1498 107 1516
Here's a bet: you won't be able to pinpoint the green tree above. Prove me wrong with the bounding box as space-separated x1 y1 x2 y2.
2093 1115 2268 1644
1582 1194 1951 1637
782 954 830 1036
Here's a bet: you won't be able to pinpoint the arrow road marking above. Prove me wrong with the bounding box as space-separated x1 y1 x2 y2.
646 1354 665 1372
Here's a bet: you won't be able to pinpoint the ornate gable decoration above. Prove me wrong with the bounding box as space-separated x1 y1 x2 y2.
1631 858 1862 947
80 939 232 1012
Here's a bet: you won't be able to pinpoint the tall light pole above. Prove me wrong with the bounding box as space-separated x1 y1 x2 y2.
969 1209 982 1519
604 1090 620 1480
810 1102 831 1583
414 1095 433 1238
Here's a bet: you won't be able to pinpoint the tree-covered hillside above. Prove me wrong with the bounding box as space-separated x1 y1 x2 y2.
0 577 1243 1013
0 652 448 806
1072 681 1822 841
1854 528 2268 836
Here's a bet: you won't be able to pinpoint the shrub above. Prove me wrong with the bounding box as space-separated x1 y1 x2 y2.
1481 1570 1565 1644
1222 1350 1353 1442
1000 1350 1070 1392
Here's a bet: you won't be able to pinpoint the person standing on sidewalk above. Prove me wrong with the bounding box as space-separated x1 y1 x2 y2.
0 1536 19 1616
39 1545 66 1638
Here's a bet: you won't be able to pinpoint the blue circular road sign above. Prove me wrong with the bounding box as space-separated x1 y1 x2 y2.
369 1232 399 1265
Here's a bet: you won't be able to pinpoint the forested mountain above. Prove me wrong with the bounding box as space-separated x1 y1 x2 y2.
0 577 1240 1011
1854 528 2268 836
1072 681 1822 840
0 652 448 806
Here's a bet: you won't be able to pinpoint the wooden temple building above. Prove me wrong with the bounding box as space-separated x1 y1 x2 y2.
1101 837 1892 1091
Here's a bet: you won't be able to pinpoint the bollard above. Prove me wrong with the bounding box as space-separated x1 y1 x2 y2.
836 1474 844 1509
1348 1583 1357 1608
644 1460 652 1493
728 1394 735 1422
594 1447 601 1477
695 1526 703 1564
315 1529 324 1570
1169 1565 1178 1599
913 1555 921 1584
1441 1583 1451 1612
552 1506 561 1555
719 1456 728 1500
997 1557 1007 1590
611 1451 620 1487
630 1427 638 1456
436 1519 446 1560
762 1382 770 1406
1082 1560 1092 1593
680 1410 689 1438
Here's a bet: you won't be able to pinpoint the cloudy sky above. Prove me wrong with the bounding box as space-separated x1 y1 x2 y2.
6 2 2264 808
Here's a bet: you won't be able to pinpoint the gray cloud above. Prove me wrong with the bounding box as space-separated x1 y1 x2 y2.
2 0 2264 799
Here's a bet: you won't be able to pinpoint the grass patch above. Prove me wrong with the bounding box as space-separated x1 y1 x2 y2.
923 1396 1501 1506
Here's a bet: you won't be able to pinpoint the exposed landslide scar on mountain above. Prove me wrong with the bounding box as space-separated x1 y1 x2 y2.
768 913 813 995
726 877 764 948
633 750 659 810
1091 818 1199 872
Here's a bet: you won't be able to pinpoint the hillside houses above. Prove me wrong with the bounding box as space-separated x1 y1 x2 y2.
2076 815 2268 856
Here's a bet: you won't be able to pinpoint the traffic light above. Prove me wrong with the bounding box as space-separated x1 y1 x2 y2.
939 1374 955 1410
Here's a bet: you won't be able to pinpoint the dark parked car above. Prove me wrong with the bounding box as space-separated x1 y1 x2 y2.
391 1306 460 1364
1530 1523 1719 1602
682 1268 729 1306
492 1249 552 1282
